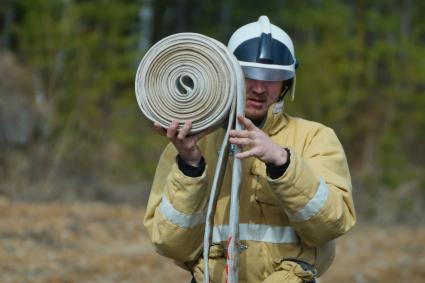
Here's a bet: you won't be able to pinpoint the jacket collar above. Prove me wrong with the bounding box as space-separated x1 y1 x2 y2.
261 100 289 136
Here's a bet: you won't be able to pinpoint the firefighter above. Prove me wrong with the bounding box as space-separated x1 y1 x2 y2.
144 16 356 283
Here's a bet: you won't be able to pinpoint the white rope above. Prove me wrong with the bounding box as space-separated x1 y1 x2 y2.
135 32 245 283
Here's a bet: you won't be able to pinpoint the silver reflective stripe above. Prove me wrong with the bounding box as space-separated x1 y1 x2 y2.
289 177 329 222
212 224 299 244
159 196 206 228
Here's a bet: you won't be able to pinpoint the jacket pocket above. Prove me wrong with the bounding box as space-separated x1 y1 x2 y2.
263 260 315 283
250 163 291 225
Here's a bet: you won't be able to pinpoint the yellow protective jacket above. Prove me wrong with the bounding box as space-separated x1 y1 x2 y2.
144 104 356 282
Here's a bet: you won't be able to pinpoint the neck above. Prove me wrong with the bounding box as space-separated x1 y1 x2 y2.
252 116 267 128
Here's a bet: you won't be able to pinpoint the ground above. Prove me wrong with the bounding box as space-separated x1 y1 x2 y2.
0 198 424 283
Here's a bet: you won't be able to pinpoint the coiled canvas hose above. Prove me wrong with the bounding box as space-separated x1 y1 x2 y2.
135 32 241 134
135 33 245 283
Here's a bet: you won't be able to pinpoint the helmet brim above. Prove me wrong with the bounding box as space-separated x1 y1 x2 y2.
241 65 294 81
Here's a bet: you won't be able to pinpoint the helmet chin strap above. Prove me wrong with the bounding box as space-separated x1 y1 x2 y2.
280 84 290 99
273 83 290 114
278 76 296 102
290 75 296 101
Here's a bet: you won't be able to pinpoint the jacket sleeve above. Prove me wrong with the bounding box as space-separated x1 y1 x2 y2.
268 126 356 246
143 143 210 262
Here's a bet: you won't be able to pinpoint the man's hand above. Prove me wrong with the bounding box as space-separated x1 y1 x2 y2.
229 115 288 165
154 120 211 167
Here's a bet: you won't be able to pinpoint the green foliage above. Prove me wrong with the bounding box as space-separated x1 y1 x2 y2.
267 0 425 190
2 0 424 190
5 0 155 178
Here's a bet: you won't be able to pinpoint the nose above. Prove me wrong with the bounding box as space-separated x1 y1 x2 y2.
251 80 267 95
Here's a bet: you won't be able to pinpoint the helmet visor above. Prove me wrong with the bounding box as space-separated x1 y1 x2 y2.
241 64 295 81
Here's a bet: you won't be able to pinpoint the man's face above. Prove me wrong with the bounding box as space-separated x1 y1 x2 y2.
244 78 284 122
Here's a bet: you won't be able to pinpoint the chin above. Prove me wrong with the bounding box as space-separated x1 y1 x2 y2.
245 111 267 123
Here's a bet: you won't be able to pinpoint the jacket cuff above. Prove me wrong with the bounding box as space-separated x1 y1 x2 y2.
266 148 291 179
176 155 206 177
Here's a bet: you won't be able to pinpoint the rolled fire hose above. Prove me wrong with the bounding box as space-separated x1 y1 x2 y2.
135 33 245 283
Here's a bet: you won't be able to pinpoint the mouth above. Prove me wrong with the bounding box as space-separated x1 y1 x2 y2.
246 97 266 109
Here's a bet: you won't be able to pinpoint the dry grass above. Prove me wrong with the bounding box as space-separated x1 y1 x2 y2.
0 197 189 283
321 224 425 283
0 197 424 283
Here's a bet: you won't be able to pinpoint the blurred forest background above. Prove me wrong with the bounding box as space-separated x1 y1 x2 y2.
1 0 424 221
1 0 425 282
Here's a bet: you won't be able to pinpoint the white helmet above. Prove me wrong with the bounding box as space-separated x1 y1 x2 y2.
228 15 298 99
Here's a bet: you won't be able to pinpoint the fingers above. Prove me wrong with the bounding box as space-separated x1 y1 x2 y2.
155 120 211 145
235 148 256 160
229 137 251 146
229 129 251 138
168 120 192 142
237 115 255 130
166 120 179 139
230 115 256 138
177 121 192 140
